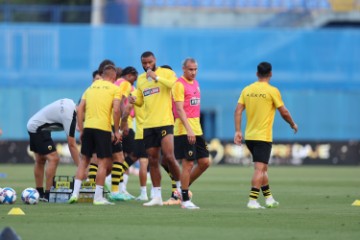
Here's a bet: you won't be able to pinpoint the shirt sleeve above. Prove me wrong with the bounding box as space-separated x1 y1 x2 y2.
172 82 185 102
272 87 284 108
119 81 132 98
238 89 245 105
133 87 144 106
113 85 122 100
157 69 177 89
81 90 87 100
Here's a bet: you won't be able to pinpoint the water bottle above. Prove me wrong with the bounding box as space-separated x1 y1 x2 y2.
147 69 152 82
49 186 55 203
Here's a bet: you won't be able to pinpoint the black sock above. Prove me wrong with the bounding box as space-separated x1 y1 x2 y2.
36 187 44 198
44 190 50 200
249 187 260 200
182 189 189 201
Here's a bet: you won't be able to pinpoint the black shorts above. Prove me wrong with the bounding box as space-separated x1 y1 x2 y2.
134 139 147 158
112 141 123 154
143 125 173 149
111 125 123 153
28 131 56 155
81 128 112 159
174 135 209 161
245 140 272 164
122 128 135 154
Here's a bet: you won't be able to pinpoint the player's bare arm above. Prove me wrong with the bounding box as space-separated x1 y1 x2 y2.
234 103 245 145
277 106 298 133
175 101 196 144
77 99 86 142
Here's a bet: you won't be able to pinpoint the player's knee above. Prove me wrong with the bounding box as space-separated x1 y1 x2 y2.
162 153 175 163
198 158 210 171
47 152 60 163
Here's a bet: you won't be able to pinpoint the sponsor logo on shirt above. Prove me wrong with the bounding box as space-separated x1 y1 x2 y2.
143 87 160 97
190 97 200 106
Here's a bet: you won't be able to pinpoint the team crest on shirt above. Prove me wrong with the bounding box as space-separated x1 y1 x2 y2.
143 87 160 97
190 97 200 106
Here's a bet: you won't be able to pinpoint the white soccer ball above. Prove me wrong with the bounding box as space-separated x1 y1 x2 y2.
21 188 40 205
0 187 17 204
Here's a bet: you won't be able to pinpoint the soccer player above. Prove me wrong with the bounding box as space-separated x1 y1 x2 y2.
107 66 139 201
69 64 121 205
87 60 116 183
234 62 298 209
131 51 181 206
92 70 101 82
27 98 80 201
172 58 210 209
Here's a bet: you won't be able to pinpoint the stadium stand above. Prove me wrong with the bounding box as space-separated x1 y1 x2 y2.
141 0 360 27
1 0 360 141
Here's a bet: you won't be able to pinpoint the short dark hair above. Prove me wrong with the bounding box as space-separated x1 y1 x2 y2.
103 64 116 73
98 59 115 75
116 67 122 79
182 58 197 67
121 66 138 77
92 70 99 79
257 62 272 77
102 64 116 79
160 65 172 70
141 51 155 59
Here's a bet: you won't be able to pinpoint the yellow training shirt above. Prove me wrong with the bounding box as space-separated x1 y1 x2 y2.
118 79 134 129
172 80 203 136
238 81 284 142
82 80 121 132
134 103 145 140
133 67 177 129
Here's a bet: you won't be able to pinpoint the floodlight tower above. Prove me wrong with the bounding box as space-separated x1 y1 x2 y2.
91 0 105 25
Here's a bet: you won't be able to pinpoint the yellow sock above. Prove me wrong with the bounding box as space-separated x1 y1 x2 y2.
88 163 98 182
111 162 122 192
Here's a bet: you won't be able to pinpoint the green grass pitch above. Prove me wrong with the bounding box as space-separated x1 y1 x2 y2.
0 164 359 240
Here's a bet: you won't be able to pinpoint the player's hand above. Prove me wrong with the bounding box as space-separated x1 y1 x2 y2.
128 95 136 104
121 122 129 136
234 131 242 145
146 69 157 81
291 123 298 134
113 131 122 144
187 131 196 145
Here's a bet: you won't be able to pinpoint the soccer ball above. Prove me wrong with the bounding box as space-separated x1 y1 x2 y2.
0 187 17 204
21 188 40 205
